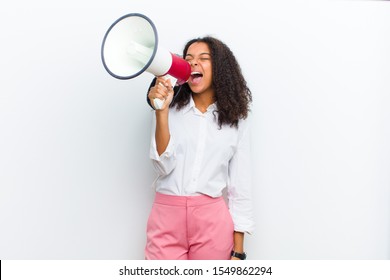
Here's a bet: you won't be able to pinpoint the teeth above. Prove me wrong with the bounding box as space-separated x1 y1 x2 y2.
191 71 203 79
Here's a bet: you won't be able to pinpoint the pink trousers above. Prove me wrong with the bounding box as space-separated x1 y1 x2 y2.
145 192 234 260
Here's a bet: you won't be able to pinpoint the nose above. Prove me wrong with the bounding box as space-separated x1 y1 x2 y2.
190 60 198 67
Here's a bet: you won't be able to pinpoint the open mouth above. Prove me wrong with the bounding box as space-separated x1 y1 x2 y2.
190 71 203 84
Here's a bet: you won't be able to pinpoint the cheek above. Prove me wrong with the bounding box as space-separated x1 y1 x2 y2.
203 65 213 80
205 71 213 84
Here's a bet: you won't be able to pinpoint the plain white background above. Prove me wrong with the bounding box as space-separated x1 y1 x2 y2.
0 0 389 259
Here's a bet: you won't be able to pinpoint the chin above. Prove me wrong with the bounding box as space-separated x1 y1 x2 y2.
189 85 200 93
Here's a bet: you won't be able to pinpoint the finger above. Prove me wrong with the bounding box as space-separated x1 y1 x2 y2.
157 83 170 97
155 76 167 86
148 88 159 99
148 92 165 102
156 93 167 100
157 82 166 91
157 82 167 92
165 78 173 89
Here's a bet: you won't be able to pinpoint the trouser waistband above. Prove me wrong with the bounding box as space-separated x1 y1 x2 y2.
154 192 223 207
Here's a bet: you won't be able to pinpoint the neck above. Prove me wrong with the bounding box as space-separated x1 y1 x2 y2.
192 91 215 113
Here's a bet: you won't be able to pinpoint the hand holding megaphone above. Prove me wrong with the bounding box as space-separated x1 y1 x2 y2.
148 77 175 110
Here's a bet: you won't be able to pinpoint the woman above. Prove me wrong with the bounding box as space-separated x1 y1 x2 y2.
145 36 254 260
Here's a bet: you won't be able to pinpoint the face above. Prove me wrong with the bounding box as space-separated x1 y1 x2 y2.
185 42 213 95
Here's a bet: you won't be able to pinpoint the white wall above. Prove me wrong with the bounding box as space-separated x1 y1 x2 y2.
0 0 389 259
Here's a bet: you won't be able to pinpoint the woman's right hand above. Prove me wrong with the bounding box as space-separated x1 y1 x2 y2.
147 77 174 111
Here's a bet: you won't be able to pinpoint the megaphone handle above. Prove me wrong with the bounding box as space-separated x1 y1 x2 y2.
153 98 164 110
153 75 177 110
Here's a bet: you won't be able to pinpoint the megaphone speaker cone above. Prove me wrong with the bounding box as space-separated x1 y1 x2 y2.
101 13 191 84
101 13 158 80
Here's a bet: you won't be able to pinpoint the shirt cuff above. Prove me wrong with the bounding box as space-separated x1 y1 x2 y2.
150 136 175 161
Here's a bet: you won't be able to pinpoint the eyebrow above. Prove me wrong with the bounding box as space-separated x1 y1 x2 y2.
185 52 211 57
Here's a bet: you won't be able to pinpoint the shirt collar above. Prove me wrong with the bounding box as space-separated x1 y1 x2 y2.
182 95 217 115
182 96 196 115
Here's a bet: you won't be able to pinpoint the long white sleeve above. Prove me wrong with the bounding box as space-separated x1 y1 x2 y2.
149 112 177 176
227 118 255 234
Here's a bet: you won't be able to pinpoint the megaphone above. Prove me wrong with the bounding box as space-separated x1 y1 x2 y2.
101 13 191 109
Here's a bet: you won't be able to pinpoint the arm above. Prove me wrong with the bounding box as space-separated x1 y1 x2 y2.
148 77 174 156
155 109 170 156
231 231 245 260
148 77 178 176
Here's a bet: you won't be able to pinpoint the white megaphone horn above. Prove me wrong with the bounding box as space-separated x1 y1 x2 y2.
101 13 191 109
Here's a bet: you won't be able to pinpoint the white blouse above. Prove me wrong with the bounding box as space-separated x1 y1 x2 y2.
149 97 255 234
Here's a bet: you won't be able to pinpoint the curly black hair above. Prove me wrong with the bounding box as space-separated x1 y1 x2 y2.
171 36 252 128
